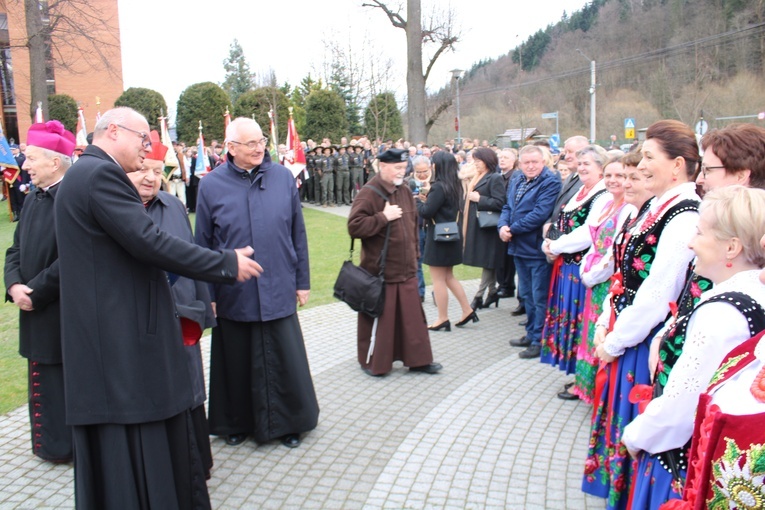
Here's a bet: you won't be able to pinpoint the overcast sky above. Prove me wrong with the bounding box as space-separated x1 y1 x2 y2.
119 0 590 120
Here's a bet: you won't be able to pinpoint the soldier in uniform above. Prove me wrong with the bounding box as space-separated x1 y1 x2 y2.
335 145 351 206
303 147 316 203
319 146 335 207
349 144 364 202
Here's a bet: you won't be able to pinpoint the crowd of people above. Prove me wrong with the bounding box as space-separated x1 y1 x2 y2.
5 108 765 509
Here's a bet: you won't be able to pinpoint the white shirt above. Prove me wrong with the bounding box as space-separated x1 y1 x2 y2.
598 182 700 357
550 192 635 288
621 270 765 454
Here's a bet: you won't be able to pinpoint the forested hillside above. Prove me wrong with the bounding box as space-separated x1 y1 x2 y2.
426 0 765 146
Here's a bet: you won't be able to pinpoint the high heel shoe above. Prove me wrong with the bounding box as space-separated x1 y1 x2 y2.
470 296 483 310
455 311 479 327
482 292 500 309
428 320 451 332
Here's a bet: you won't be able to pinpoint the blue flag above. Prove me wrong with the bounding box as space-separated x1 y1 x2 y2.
0 125 19 169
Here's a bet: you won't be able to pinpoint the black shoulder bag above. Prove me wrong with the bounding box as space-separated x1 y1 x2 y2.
333 186 392 317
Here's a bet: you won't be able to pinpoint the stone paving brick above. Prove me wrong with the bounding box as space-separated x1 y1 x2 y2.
1 271 608 509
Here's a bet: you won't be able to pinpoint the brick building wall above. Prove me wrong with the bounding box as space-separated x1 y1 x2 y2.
5 0 123 141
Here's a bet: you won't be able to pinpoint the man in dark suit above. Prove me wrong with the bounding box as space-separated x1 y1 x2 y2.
54 107 263 509
545 135 589 236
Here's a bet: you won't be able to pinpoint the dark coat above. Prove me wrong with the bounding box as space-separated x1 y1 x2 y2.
462 172 506 269
499 167 562 260
4 186 62 363
146 191 216 407
195 153 310 322
549 172 582 225
54 144 239 426
416 181 463 267
348 175 419 282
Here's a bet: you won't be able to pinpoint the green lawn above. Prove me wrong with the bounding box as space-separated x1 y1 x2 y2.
0 207 480 414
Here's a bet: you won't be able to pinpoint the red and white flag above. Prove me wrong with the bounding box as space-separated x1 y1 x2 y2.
159 115 179 169
284 110 306 180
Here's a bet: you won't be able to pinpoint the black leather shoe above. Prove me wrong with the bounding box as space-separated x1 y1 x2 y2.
511 304 526 316
496 288 514 299
281 434 301 448
225 433 248 446
519 319 528 327
518 344 541 359
455 311 479 327
428 320 451 332
470 296 483 310
409 362 443 374
509 335 531 347
557 389 580 401
361 366 384 377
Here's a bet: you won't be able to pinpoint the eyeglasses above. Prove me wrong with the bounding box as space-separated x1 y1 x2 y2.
701 164 725 177
116 124 152 149
229 138 269 150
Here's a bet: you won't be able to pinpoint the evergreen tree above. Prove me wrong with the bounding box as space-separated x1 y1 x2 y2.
114 87 168 131
364 92 403 142
176 82 230 144
221 39 253 104
47 94 78 133
232 87 290 144
329 63 362 136
304 89 348 143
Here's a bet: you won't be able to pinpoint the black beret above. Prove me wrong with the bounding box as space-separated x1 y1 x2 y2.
377 148 407 163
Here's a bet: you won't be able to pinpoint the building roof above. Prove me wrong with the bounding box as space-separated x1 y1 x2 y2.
495 127 541 142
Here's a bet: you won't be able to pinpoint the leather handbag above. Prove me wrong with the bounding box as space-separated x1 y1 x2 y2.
333 186 391 317
476 210 499 229
433 221 460 242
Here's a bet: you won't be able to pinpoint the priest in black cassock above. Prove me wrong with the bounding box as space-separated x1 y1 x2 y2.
5 120 75 463
195 117 318 449
54 107 263 510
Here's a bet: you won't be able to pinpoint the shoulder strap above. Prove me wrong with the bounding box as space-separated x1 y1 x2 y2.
349 185 392 277
703 291 765 337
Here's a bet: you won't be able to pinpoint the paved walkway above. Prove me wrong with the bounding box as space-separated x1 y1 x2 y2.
0 205 604 509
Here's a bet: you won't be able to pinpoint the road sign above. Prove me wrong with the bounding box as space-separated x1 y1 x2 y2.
549 133 560 148
541 112 558 119
625 128 635 139
695 119 708 135
624 118 636 129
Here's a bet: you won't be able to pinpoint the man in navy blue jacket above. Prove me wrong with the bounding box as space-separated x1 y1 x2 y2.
195 117 319 449
498 145 562 359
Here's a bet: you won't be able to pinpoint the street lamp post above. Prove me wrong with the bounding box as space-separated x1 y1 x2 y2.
450 69 463 147
577 49 596 143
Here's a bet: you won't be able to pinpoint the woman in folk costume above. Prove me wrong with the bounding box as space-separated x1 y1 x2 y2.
582 120 701 509
540 145 607 374
621 186 765 508
554 154 636 402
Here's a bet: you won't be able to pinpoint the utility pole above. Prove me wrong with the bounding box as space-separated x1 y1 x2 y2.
451 69 463 148
577 49 597 143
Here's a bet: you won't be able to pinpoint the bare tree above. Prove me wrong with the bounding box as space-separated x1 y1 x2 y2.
13 0 120 120
363 0 459 142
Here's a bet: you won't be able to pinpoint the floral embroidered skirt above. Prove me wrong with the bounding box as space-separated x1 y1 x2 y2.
582 328 657 510
573 281 609 403
629 452 685 509
540 260 587 374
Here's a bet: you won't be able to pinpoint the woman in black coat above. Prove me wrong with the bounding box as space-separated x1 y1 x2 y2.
417 151 478 331
462 148 507 309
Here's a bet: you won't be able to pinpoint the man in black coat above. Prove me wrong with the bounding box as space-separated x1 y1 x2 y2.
5 120 75 463
54 107 263 509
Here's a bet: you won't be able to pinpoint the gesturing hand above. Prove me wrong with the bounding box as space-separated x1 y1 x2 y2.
383 203 403 222
234 246 264 281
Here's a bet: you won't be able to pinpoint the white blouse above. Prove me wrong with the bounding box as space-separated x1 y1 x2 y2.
598 182 700 357
709 335 765 415
621 270 765 454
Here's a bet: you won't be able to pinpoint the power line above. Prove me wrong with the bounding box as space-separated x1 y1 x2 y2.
458 22 765 99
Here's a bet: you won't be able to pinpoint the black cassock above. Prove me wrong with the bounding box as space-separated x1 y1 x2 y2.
4 185 72 462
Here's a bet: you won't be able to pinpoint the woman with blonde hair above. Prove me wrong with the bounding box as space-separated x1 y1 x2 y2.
622 186 765 508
